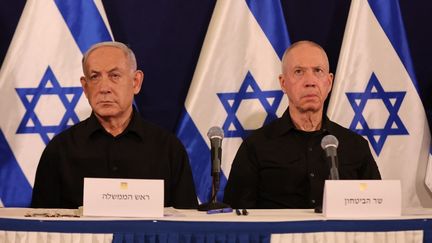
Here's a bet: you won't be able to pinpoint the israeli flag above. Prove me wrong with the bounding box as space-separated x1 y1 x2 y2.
327 0 432 208
177 0 290 203
0 0 112 207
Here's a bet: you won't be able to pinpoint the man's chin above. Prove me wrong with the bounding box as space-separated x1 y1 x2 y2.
93 108 119 119
298 104 321 113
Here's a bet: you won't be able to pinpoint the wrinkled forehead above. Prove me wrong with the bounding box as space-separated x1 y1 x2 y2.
286 44 329 70
84 46 131 73
283 43 330 71
86 46 126 62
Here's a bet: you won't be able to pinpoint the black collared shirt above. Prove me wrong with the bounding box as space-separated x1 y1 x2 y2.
31 110 198 209
223 109 381 209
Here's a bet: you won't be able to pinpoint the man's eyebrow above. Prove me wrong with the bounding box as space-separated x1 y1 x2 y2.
313 65 329 71
292 65 305 69
293 65 326 70
88 67 120 73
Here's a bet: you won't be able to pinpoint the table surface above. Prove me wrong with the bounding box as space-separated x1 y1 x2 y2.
1 207 432 243
2 207 432 221
0 208 432 222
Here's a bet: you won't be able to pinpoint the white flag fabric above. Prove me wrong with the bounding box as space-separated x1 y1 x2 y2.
0 0 112 207
176 0 290 203
327 0 432 208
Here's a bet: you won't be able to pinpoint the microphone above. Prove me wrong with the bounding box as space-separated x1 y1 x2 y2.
207 126 223 176
198 126 231 211
321 135 340 180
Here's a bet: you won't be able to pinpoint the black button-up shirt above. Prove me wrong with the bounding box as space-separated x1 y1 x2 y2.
223 109 381 209
31 110 198 209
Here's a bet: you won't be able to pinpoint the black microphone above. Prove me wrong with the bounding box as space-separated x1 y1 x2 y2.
207 126 223 176
198 126 231 211
321 135 340 180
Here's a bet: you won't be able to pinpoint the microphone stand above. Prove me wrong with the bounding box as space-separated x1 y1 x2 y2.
316 154 339 213
329 155 340 180
199 127 231 211
198 171 231 211
316 137 340 213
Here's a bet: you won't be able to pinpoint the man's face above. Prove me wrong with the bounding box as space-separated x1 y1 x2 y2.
80 46 143 120
279 44 333 114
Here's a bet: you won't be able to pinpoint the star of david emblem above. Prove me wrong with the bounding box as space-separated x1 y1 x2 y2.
346 72 408 155
217 71 283 139
15 66 83 145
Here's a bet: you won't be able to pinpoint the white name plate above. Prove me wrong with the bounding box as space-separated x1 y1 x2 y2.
83 178 164 218
323 180 401 218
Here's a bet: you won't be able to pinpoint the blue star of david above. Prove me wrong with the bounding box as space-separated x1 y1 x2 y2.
217 71 283 139
346 72 408 155
15 66 83 145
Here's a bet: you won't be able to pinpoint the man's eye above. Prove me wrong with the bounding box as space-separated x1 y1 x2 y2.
110 73 120 79
314 69 326 77
294 69 303 75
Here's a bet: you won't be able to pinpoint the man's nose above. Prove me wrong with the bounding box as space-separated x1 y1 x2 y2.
304 70 317 87
98 76 112 93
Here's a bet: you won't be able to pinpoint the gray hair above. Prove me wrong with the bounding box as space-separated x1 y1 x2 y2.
82 41 137 74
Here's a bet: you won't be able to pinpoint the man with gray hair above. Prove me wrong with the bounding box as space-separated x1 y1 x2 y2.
31 41 197 209
224 40 381 209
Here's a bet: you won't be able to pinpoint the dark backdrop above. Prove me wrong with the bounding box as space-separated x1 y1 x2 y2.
1 0 431 132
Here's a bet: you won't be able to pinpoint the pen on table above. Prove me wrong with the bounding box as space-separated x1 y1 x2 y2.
207 208 233 214
235 209 249 216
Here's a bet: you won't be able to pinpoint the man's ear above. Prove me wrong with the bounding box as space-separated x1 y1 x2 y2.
279 74 287 94
327 72 334 93
133 70 144 95
80 76 89 98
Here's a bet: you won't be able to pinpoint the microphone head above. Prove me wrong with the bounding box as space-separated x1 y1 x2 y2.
321 134 339 149
207 126 224 140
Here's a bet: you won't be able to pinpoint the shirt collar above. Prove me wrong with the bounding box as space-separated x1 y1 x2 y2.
84 107 144 140
271 107 332 137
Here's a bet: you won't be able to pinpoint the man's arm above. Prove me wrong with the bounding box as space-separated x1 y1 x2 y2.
171 140 198 209
31 144 61 208
360 139 382 179
223 140 259 209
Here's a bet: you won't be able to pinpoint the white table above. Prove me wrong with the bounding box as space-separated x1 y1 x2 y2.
1 208 432 243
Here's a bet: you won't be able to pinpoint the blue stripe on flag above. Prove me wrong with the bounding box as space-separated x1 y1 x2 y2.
177 111 227 203
0 129 32 207
178 0 290 204
369 0 431 157
246 0 291 59
367 0 418 92
54 0 112 54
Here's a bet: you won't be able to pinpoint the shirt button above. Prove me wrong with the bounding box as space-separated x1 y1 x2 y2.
311 199 316 204
308 147 313 152
112 166 118 172
310 173 315 178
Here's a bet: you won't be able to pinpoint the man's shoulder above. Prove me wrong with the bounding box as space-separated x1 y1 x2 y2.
50 117 89 139
41 118 90 152
136 118 184 146
327 119 369 145
139 120 174 137
244 116 283 143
